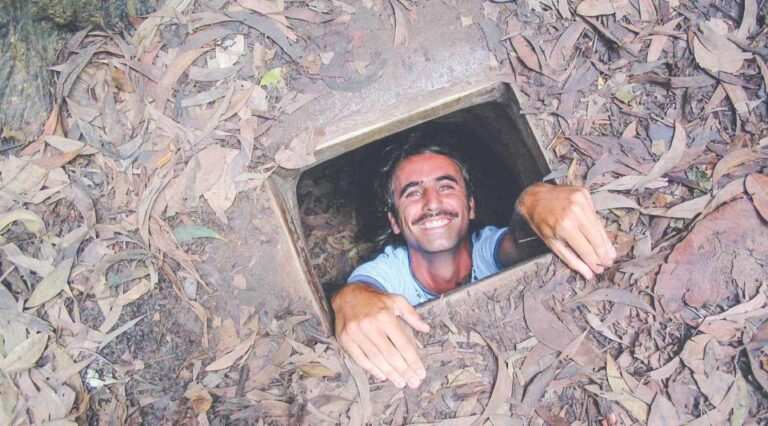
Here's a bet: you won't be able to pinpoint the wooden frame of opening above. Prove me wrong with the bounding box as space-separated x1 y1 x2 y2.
267 80 553 334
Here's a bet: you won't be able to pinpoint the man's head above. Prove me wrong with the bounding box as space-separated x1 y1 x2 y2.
378 143 476 252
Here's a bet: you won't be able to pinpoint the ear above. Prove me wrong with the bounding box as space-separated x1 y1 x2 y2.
388 211 402 235
469 197 476 220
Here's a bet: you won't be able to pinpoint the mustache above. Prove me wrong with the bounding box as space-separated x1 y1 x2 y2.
412 210 459 225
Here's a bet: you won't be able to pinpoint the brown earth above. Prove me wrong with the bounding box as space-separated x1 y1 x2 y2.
1 0 767 424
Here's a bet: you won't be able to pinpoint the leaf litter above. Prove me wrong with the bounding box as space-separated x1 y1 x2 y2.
1 0 767 423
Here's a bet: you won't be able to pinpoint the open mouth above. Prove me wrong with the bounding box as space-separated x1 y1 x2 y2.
416 215 455 229
420 218 450 229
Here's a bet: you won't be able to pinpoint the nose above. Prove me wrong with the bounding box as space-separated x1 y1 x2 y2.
422 187 441 211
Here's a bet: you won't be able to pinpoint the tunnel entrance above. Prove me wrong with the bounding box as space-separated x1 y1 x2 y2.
295 91 551 305
267 82 552 331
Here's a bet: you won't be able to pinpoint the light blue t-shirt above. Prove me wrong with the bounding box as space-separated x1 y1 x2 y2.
347 226 509 305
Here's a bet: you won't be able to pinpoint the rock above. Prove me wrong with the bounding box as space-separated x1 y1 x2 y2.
655 198 768 313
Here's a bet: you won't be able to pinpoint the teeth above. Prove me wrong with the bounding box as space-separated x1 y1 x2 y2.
421 218 449 229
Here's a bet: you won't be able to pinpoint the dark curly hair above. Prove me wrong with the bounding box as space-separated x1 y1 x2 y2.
376 141 475 247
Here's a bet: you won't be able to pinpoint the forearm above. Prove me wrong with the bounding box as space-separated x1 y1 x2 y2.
496 223 546 268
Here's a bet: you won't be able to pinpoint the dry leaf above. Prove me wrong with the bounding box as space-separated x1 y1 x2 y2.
26 258 75 308
0 333 48 373
390 0 408 47
647 393 679 426
523 292 601 367
343 355 372 424
206 334 256 371
648 356 680 381
633 120 687 189
722 82 751 119
712 148 765 188
183 383 213 414
99 315 146 350
576 0 624 16
154 47 210 112
606 354 649 422
0 209 46 235
591 192 640 211
275 131 316 169
691 21 751 74
299 362 338 377
568 288 654 313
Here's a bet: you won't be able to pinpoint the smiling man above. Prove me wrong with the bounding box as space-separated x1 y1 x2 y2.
332 143 616 389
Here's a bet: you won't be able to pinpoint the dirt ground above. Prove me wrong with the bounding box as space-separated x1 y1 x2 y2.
1 0 768 424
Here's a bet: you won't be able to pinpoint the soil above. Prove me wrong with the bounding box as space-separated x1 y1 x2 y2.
1 0 767 424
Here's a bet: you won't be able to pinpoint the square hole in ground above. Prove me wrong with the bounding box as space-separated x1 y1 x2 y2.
295 89 551 306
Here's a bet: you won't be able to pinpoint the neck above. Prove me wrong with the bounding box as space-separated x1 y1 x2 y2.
408 238 472 294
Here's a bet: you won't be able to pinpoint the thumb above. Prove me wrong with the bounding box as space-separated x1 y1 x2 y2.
391 297 430 333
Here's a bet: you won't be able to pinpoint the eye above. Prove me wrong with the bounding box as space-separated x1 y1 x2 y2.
405 189 421 198
439 184 455 192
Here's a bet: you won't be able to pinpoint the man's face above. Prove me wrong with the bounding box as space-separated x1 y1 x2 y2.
388 152 476 254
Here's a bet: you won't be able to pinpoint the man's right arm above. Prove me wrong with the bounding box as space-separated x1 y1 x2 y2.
332 282 429 389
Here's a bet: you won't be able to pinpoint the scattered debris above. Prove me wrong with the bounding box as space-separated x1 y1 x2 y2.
1 0 766 423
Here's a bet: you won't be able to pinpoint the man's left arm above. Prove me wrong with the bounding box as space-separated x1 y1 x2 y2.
497 183 617 279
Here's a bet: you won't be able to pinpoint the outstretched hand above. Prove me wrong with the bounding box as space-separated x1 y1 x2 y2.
516 183 617 279
332 283 430 388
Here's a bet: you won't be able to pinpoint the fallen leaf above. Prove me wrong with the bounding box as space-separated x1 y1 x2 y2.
173 225 225 243
206 334 256 371
2 243 54 276
343 355 372 424
691 21 751 74
606 354 650 423
26 258 75 308
713 149 764 188
576 0 627 16
523 292 601 367
591 192 640 211
390 0 408 47
0 209 46 235
0 333 48 373
183 383 213 414
657 194 712 219
568 288 654 313
259 67 283 87
115 280 153 306
647 393 679 426
648 356 680 381
99 315 146 350
299 362 339 377
746 321 768 393
154 47 210 112
722 82 751 119
633 120 687 190
275 131 316 169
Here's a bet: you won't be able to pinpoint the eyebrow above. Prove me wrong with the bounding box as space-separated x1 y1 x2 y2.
398 174 460 199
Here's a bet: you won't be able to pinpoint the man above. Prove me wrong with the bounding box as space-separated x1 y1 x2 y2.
332 143 616 389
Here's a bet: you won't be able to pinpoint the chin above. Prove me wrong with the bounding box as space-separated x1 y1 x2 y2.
417 237 463 253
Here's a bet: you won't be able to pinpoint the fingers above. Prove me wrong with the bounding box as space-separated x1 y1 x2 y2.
356 333 409 388
549 239 595 280
583 193 618 261
558 222 605 273
393 297 430 333
383 324 426 381
344 341 386 381
338 308 426 388
368 324 424 388
577 210 615 268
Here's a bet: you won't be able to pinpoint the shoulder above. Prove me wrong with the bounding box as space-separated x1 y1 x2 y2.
472 225 508 245
347 245 409 284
